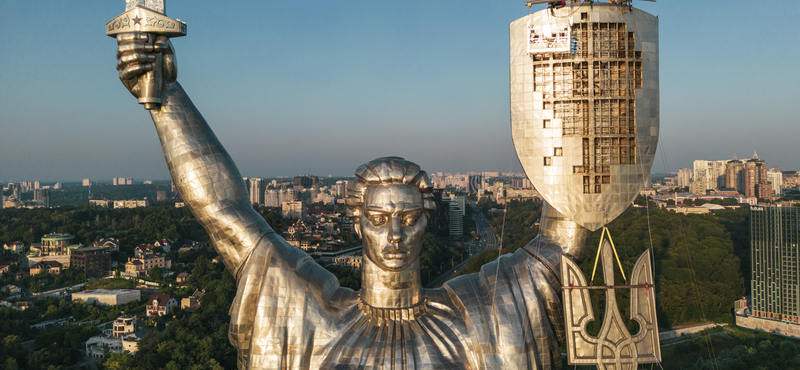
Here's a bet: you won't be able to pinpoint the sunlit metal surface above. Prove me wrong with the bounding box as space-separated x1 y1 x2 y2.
113 62 579 367
111 2 661 368
510 3 659 232
561 244 661 369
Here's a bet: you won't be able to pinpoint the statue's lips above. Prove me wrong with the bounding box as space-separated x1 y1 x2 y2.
382 245 409 260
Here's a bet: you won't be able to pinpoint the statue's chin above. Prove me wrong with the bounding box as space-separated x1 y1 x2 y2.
366 253 419 273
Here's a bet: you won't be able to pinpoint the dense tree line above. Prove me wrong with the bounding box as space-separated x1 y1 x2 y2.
659 327 800 370
0 205 208 254
462 198 746 330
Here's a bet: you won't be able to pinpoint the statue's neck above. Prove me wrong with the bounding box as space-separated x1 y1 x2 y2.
360 257 423 309
537 201 592 262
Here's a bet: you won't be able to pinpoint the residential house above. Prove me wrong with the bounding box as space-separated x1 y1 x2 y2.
176 272 191 283
153 239 173 252
133 244 153 258
29 261 63 275
146 293 178 317
181 289 205 312
124 252 171 278
3 241 25 254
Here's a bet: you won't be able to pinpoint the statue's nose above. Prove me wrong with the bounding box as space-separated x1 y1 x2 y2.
387 216 404 244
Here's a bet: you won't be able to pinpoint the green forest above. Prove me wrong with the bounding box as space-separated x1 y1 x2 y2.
464 198 748 330
0 196 781 370
0 202 467 369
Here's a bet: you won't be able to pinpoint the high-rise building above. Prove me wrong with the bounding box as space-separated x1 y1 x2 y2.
677 168 692 188
427 190 451 237
768 170 783 196
265 188 280 207
510 3 658 226
33 189 50 208
293 175 319 190
751 206 800 322
83 178 92 187
248 177 265 206
745 153 769 198
693 160 727 191
282 201 307 220
70 247 113 279
448 200 463 239
725 159 745 193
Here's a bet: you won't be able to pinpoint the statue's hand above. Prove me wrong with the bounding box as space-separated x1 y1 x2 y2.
116 32 177 99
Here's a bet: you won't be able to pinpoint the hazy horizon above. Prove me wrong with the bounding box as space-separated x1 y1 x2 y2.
2 1 797 183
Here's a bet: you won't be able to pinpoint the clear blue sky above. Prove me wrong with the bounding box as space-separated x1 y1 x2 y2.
1 0 797 183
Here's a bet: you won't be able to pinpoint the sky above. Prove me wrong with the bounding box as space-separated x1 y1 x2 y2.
0 0 798 183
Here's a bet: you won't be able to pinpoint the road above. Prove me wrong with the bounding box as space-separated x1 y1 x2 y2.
426 205 500 288
471 204 499 253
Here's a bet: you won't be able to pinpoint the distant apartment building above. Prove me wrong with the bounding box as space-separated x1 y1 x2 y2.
782 172 799 190
768 170 783 195
745 154 770 198
248 177 265 206
82 178 91 186
334 255 363 270
33 189 50 208
89 199 112 207
751 206 800 322
70 247 112 279
114 199 151 208
293 175 319 189
500 189 540 204
113 177 133 186
449 200 464 238
693 160 727 191
725 159 745 192
282 200 307 220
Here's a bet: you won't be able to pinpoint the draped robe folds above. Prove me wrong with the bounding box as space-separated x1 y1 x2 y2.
228 232 565 370
146 85 566 370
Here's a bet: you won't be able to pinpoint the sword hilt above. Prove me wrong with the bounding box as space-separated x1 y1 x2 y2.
106 5 186 110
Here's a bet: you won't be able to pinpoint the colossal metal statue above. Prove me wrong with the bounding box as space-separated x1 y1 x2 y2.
109 1 659 369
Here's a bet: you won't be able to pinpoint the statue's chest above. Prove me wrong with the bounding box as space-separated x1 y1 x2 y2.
319 310 471 370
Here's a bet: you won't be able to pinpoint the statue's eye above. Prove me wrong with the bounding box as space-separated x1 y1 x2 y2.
369 215 387 226
403 215 418 227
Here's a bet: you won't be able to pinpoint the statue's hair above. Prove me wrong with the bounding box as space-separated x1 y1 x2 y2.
345 157 436 222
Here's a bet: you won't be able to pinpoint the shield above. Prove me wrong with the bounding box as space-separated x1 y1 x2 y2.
509 7 659 231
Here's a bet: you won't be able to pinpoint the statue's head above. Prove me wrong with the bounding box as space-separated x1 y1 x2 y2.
346 157 435 271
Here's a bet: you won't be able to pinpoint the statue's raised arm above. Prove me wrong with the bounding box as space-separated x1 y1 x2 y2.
115 33 273 276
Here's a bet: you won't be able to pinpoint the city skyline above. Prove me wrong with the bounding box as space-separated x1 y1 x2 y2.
1 1 798 182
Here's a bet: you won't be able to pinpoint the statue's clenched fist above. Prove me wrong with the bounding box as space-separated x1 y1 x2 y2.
116 32 177 108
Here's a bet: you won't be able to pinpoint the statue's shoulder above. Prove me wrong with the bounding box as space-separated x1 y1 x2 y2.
440 247 559 311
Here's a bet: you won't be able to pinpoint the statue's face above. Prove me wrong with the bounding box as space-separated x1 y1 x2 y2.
357 184 427 271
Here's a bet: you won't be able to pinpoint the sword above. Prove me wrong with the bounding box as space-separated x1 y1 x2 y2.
106 0 187 110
